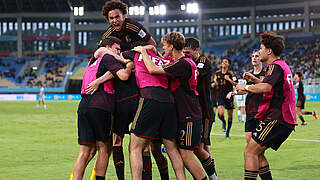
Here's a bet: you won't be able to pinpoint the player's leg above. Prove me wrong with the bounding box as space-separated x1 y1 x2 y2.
112 134 125 180
95 139 112 179
226 109 233 139
151 141 169 180
217 105 226 132
296 107 306 125
130 133 149 180
142 145 152 180
258 152 272 180
244 138 267 180
72 144 96 180
42 99 46 109
241 106 246 122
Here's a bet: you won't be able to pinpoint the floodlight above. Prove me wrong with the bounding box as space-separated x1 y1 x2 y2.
139 6 145 16
154 6 160 15
186 3 199 14
149 7 154 15
73 7 79 16
159 5 166 15
129 7 134 15
78 6 84 16
181 4 186 11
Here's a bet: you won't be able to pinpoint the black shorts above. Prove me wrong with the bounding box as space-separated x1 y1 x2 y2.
177 120 202 150
245 115 259 132
113 96 139 137
252 120 293 151
217 97 234 109
77 108 113 144
296 99 305 109
131 98 178 140
201 118 213 145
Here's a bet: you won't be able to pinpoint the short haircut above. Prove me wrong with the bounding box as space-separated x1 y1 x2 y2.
260 31 285 57
222 57 232 66
98 36 121 48
184 37 200 50
162 32 185 51
295 71 303 78
252 49 259 54
102 0 127 19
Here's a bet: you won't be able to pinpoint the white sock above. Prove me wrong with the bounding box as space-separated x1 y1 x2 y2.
36 104 39 108
238 110 241 120
44 104 47 109
242 114 246 122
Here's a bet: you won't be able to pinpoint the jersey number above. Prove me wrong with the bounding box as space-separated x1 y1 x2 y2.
287 74 293 85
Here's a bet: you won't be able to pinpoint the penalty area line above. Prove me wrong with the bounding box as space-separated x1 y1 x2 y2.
210 133 320 142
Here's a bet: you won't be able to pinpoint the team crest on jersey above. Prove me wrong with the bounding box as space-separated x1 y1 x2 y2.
197 63 204 69
138 29 146 38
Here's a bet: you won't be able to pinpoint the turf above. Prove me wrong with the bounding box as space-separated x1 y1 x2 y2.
0 101 319 180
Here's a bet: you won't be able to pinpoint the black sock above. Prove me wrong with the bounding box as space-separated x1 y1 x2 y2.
304 111 313 115
113 146 125 180
299 116 305 123
96 176 105 180
142 151 152 180
259 165 272 180
227 118 232 133
219 114 226 124
200 157 216 177
244 169 258 180
158 166 169 180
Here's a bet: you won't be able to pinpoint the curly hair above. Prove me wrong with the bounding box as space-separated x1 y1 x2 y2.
260 31 285 57
162 32 185 51
295 71 303 78
102 0 127 19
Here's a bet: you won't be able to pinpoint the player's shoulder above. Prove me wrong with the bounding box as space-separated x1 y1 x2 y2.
215 70 221 74
228 70 235 76
102 26 115 39
125 18 142 33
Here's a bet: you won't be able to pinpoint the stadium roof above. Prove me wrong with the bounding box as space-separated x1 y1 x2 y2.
0 0 309 13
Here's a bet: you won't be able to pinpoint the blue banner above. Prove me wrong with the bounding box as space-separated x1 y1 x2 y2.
295 93 320 101
37 94 81 101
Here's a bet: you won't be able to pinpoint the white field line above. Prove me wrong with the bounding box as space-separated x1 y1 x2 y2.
210 133 320 142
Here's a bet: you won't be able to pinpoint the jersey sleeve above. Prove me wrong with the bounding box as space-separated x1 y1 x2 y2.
197 56 211 77
163 60 189 78
126 20 151 42
101 54 124 76
122 50 136 61
262 64 283 87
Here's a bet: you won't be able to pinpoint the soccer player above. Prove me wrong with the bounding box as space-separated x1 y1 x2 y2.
235 79 246 122
294 71 317 125
183 37 218 180
71 36 134 180
101 1 157 179
36 84 46 109
210 79 218 123
237 31 297 180
214 57 238 138
135 32 208 180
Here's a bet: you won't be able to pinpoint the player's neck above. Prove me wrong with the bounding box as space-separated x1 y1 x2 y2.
194 53 200 62
253 65 262 74
266 56 280 65
222 67 228 73
172 50 184 61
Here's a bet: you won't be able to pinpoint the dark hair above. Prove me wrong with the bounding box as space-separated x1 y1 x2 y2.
162 32 185 51
222 57 232 66
102 0 127 19
184 37 200 50
252 49 259 54
295 71 303 78
98 36 121 48
260 31 285 57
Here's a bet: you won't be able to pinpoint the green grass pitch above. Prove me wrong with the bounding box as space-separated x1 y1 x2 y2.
0 101 319 180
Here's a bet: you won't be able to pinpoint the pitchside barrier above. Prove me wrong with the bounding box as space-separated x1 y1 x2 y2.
0 93 319 101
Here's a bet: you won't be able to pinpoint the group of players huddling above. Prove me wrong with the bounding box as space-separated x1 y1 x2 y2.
69 1 317 180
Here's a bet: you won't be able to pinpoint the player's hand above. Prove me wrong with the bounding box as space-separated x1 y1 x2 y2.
126 61 134 70
226 91 234 99
143 45 157 53
86 80 100 95
133 46 144 53
236 84 246 91
243 72 254 82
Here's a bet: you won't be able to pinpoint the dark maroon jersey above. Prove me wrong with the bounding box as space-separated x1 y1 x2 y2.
163 57 202 122
215 70 237 99
256 61 295 128
102 18 151 51
297 81 305 101
195 55 214 120
245 68 266 116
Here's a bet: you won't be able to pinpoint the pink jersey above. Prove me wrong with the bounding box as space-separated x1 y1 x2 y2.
134 50 171 89
81 56 114 95
255 60 297 125
170 57 199 96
